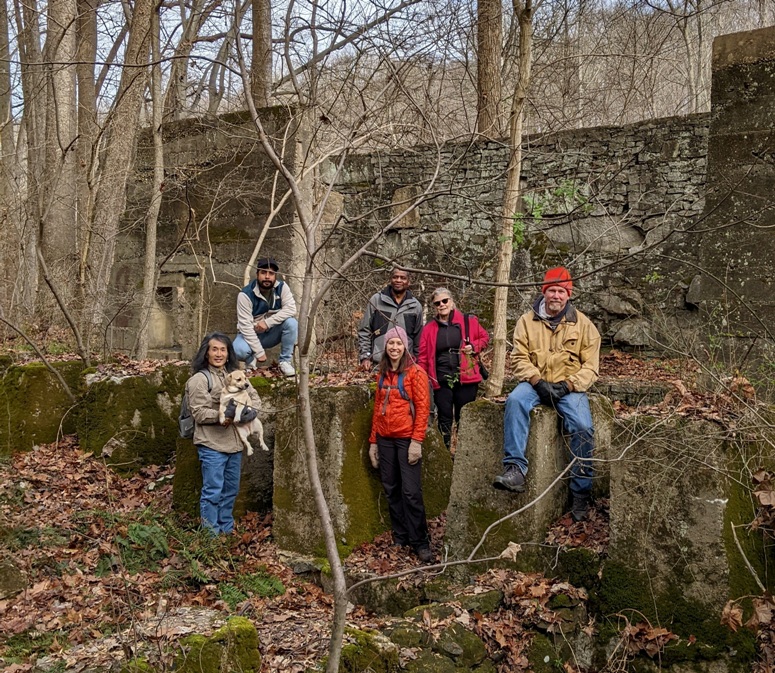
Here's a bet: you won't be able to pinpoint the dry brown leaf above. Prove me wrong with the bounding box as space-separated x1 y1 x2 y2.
721 600 744 632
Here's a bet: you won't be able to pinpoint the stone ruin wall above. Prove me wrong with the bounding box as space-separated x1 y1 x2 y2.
109 108 305 360
329 114 709 351
113 26 775 372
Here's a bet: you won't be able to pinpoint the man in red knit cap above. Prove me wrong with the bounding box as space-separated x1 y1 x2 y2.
493 266 601 521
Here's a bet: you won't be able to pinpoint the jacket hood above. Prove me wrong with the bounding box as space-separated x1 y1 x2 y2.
531 295 577 323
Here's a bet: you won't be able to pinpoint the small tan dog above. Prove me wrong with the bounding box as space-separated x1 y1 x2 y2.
219 370 269 456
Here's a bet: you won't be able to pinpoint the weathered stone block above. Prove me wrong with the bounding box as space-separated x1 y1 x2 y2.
444 396 612 570
272 385 453 557
77 365 189 471
602 414 763 665
0 361 85 455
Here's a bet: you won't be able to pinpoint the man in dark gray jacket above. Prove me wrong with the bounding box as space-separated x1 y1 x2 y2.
358 268 424 369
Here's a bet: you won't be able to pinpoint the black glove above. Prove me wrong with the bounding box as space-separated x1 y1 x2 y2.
239 407 257 423
224 399 237 419
548 381 570 405
533 380 553 406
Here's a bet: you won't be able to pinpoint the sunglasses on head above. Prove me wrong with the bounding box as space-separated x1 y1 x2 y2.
433 298 450 307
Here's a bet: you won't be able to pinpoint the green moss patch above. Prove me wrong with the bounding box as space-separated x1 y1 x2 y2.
176 617 261 673
0 361 85 455
76 365 189 472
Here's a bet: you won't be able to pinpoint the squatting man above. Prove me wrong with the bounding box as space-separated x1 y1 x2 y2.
233 257 298 377
493 266 601 522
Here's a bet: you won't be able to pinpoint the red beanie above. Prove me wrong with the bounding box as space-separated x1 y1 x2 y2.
541 267 573 296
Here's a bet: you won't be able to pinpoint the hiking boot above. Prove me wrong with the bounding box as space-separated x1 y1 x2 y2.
416 546 433 563
493 466 526 493
278 361 296 377
571 491 592 522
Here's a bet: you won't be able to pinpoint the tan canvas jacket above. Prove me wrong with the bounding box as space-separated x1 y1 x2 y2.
186 366 261 453
510 303 601 392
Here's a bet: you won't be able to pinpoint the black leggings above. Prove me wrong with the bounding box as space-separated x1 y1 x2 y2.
376 435 429 549
433 382 478 448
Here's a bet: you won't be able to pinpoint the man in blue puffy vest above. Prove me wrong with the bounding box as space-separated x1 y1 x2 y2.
233 257 298 377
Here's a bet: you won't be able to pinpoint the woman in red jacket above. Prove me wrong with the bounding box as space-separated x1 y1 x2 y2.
368 325 433 563
418 287 489 449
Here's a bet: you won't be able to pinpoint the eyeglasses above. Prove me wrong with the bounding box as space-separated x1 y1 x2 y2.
433 298 450 307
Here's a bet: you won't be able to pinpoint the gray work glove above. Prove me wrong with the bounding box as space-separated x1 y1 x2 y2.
224 399 237 419
533 380 553 406
369 443 379 469
408 440 422 465
239 407 257 423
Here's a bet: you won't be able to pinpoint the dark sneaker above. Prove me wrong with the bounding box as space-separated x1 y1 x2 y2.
571 492 592 522
493 466 526 492
416 546 433 563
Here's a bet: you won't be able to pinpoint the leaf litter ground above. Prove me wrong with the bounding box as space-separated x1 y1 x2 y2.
0 436 618 672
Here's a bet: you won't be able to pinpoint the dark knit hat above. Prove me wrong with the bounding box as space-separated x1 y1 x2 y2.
256 257 279 272
383 325 410 350
541 266 573 296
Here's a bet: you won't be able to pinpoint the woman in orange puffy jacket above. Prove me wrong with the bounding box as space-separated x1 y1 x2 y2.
368 325 433 563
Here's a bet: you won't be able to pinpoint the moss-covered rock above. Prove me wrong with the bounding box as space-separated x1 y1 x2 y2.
77 365 189 471
346 573 425 617
403 649 457 673
433 622 487 668
454 589 503 614
526 633 559 673
273 385 452 558
404 604 455 621
339 627 399 673
386 621 428 649
0 361 85 455
175 616 261 673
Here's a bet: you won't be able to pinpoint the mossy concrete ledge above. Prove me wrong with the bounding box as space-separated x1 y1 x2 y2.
443 394 613 572
600 413 765 668
175 616 261 673
0 361 85 455
76 365 190 471
272 385 452 557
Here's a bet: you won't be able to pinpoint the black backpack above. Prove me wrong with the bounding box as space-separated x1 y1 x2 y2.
178 370 214 439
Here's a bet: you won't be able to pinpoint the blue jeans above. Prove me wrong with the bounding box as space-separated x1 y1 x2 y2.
198 446 242 534
234 317 298 363
503 382 594 493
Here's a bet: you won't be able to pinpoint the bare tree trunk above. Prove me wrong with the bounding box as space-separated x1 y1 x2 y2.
486 0 533 397
13 0 45 318
163 0 216 121
76 0 98 299
477 0 503 137
41 0 78 295
83 0 152 347
0 0 17 313
251 0 272 107
133 1 164 360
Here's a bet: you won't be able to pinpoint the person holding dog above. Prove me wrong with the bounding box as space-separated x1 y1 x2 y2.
234 257 298 377
368 325 433 563
187 332 261 535
492 267 600 522
418 287 489 450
